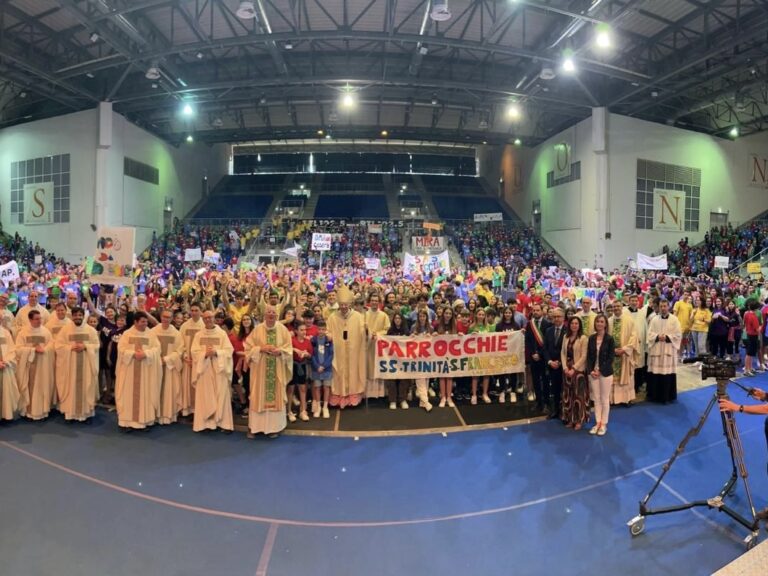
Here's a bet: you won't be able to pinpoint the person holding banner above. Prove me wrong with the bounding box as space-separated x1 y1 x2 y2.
495 306 521 404
469 308 494 405
327 285 367 409
54 307 100 422
115 312 162 431
0 321 21 421
386 313 411 410
16 310 56 420
435 306 457 408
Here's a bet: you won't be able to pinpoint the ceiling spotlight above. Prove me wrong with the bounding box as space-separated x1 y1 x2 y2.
325 134 331 139
562 54 576 73
594 24 612 49
431 94 438 106
729 126 739 138
195 52 204 59
19 91 26 99
430 0 452 21
181 103 194 116
381 129 388 137
89 32 99 43
145 65 161 80
506 102 521 120
236 1 257 19
340 89 356 109
85 72 95 79
186 134 194 143
317 129 324 136
513 138 522 146
284 42 293 50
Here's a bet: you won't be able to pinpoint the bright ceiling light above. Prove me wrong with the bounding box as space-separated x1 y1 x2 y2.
236 1 257 19
181 103 194 116
513 138 522 146
506 102 521 120
729 126 739 138
186 134 194 143
341 91 356 108
562 54 576 73
381 129 389 137
595 24 612 49
145 65 161 80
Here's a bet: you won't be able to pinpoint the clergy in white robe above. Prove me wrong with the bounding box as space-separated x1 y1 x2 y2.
150 310 184 425
364 293 391 398
14 290 50 334
327 286 367 408
115 313 162 429
54 307 99 422
0 325 21 421
627 294 648 392
190 311 234 432
244 306 292 437
607 302 638 405
16 310 55 420
0 293 15 336
46 303 72 339
179 304 204 416
646 300 682 404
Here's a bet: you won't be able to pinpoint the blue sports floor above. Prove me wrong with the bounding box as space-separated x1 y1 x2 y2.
1 382 767 576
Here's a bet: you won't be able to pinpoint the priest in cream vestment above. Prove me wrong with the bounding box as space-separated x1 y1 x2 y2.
115 313 161 430
0 323 21 421
190 311 234 432
55 307 99 421
327 285 367 408
179 303 204 416
364 292 390 398
607 302 638 405
150 310 184 425
16 310 55 420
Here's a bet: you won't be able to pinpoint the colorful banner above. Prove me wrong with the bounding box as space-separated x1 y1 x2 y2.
368 223 383 234
311 233 332 251
375 332 524 379
364 257 380 270
402 251 450 276
473 212 503 222
423 222 443 231
24 182 54 225
412 236 445 250
89 227 135 286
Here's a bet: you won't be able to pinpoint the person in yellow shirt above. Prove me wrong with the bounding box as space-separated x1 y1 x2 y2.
689 295 712 358
673 292 693 359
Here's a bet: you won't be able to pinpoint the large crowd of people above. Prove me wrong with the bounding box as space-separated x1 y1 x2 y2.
0 219 767 441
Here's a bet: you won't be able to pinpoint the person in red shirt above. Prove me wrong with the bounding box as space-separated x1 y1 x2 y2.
743 299 761 377
223 317 247 414
301 309 319 338
289 322 314 421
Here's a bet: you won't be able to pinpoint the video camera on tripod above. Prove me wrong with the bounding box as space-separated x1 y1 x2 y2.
682 354 737 381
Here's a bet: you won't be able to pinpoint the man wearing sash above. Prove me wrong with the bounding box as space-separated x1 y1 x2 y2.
245 305 293 438
608 301 638 405
327 285 367 408
115 312 161 430
150 310 184 425
364 292 390 399
0 320 21 421
16 310 55 420
190 310 234 433
55 307 99 422
179 302 204 416
525 303 550 412
14 289 50 333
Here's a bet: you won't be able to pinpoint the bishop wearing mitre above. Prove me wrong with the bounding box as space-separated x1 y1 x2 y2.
327 284 367 408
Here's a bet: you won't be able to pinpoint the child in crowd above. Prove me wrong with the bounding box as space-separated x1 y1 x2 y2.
310 320 333 419
289 322 313 421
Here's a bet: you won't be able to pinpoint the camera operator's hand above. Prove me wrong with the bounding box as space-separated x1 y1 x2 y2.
748 388 767 401
718 398 738 412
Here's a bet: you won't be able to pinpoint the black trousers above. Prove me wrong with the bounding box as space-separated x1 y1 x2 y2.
530 361 548 410
547 367 563 415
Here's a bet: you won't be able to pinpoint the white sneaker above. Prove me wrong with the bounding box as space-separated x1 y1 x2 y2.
589 424 600 435
499 392 506 404
299 411 309 422
292 397 300 407
438 398 447 408
287 412 297 423
428 388 437 398
312 406 321 418
597 426 607 436
470 395 478 405
516 382 524 394
446 398 455 408
400 400 409 410
420 401 433 412
322 405 330 419
509 392 518 403
527 391 535 402
482 394 491 404
389 402 397 410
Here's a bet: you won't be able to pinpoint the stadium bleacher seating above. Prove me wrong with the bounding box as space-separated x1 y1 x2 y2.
192 195 274 219
314 195 389 219
433 196 508 221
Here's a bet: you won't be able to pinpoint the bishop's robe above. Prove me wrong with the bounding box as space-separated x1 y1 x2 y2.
150 324 184 425
327 309 367 408
16 325 55 420
608 310 638 404
55 323 99 421
190 326 234 432
115 326 161 429
179 318 204 416
364 308 390 398
245 322 293 435
0 326 22 421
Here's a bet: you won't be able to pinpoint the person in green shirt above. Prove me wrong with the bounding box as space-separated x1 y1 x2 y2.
469 307 494 405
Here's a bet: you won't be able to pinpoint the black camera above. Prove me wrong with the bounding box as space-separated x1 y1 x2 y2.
683 354 737 380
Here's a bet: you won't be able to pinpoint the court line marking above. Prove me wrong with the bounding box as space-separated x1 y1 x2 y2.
1 426 759 529
642 470 746 545
255 523 278 576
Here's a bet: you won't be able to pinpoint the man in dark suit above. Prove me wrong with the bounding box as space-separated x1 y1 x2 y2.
525 303 551 412
544 307 566 419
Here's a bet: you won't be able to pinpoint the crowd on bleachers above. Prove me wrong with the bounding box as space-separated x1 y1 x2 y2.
448 222 558 271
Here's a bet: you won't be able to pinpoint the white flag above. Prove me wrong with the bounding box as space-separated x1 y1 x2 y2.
282 242 301 258
636 253 668 270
